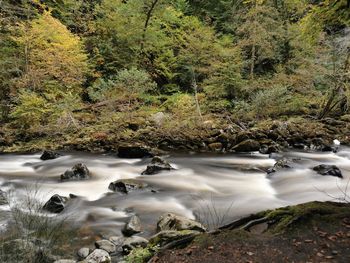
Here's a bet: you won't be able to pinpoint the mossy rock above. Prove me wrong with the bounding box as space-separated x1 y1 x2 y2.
232 139 260 152
262 201 350 234
125 246 157 263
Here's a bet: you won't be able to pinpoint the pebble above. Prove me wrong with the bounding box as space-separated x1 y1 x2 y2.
77 247 90 259
95 239 116 253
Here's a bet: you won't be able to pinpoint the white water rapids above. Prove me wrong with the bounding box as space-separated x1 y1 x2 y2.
0 147 349 237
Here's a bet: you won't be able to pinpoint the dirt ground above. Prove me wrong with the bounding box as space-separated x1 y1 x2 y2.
151 202 350 263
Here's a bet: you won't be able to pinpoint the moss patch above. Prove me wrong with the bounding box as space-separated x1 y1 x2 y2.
262 201 350 234
125 246 158 263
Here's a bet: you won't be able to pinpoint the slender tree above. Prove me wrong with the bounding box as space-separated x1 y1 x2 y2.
238 0 283 79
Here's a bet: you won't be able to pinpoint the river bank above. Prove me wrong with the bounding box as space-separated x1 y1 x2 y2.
0 117 349 154
151 201 350 263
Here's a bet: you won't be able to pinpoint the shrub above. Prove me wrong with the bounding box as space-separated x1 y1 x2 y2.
10 90 51 129
11 89 83 131
0 186 75 263
162 93 195 114
87 68 157 112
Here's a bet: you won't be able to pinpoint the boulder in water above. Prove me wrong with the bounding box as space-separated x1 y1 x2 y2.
108 179 146 194
313 164 343 178
267 158 293 174
157 213 206 232
141 156 174 175
61 163 90 181
40 150 61 161
122 215 142 236
117 146 153 159
0 189 8 205
43 194 68 213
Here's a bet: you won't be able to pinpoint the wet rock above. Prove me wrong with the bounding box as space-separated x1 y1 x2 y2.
267 158 293 174
157 213 206 232
77 247 90 259
286 133 308 149
82 249 111 263
208 142 223 152
141 156 174 175
232 139 260 152
95 240 116 254
149 230 199 247
69 193 79 199
323 145 335 152
40 150 61 161
109 236 124 247
313 164 343 178
293 143 307 149
259 144 279 154
235 131 253 144
108 179 146 194
122 215 142 236
310 138 333 152
122 236 149 255
117 146 153 159
0 189 8 205
259 144 269 154
43 194 68 213
61 163 90 181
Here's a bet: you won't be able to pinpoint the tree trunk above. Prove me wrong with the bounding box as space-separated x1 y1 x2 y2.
250 44 256 80
190 68 203 121
140 0 159 53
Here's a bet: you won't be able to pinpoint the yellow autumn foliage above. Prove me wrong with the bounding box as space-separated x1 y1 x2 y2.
14 12 89 91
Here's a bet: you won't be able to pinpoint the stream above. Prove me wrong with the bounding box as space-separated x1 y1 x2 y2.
0 147 350 239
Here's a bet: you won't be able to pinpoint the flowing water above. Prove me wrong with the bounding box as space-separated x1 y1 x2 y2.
0 147 350 239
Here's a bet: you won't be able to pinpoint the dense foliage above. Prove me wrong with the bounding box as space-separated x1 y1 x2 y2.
0 0 349 137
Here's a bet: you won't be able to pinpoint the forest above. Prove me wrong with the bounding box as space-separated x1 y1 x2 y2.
0 0 349 152
1 1 350 263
